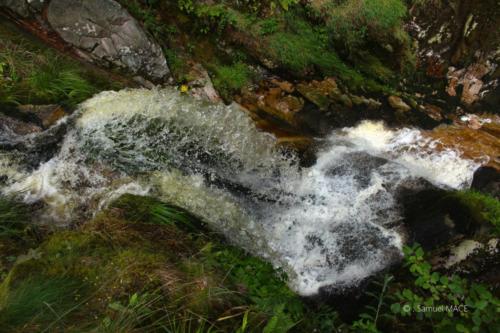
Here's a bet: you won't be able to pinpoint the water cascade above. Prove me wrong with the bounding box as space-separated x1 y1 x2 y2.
0 88 480 296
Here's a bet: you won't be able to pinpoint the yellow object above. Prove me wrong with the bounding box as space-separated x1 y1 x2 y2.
180 85 189 93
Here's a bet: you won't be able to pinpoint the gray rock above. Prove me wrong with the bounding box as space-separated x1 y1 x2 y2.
47 0 169 81
0 0 44 17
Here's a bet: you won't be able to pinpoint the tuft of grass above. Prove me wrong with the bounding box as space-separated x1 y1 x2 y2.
0 277 84 331
0 20 120 108
27 62 98 107
111 194 203 231
0 197 29 238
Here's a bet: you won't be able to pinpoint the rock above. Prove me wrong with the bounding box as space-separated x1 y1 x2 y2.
472 166 500 198
428 116 500 171
270 79 294 94
388 95 411 112
421 104 444 122
238 85 304 128
0 0 28 17
46 0 169 81
185 62 221 103
17 104 68 129
296 78 342 110
446 62 493 106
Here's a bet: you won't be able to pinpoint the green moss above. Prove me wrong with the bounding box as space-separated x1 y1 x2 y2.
212 62 253 100
451 191 500 234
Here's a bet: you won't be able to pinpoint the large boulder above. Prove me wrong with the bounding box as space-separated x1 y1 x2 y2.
46 0 169 81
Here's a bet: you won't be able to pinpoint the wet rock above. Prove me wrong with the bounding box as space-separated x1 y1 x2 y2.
0 113 42 136
446 62 493 106
428 115 500 171
17 104 68 129
296 78 341 110
46 0 169 81
388 95 411 112
400 187 489 250
185 62 221 103
430 238 499 287
410 0 499 110
472 167 500 198
238 84 304 128
420 104 444 122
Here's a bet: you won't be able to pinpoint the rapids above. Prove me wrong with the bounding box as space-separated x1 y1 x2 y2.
0 88 480 295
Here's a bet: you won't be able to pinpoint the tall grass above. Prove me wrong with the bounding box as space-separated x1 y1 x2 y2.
0 277 83 332
0 21 118 107
0 197 29 238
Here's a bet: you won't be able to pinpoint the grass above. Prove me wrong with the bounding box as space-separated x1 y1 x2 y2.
0 197 29 238
0 277 84 332
0 194 342 332
0 20 120 108
211 62 253 101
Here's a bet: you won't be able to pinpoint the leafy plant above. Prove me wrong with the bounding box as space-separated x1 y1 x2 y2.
389 245 500 333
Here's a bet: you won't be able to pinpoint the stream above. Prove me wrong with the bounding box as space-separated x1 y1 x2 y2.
0 88 480 296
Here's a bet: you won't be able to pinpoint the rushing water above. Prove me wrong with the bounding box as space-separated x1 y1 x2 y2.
0 88 480 295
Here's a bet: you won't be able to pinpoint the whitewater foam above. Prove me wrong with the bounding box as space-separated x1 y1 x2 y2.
0 88 480 295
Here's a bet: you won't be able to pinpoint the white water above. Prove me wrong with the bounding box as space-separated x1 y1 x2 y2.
0 88 479 295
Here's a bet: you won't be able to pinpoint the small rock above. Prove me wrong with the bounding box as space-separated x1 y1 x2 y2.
17 104 68 129
296 78 341 110
388 95 411 112
184 62 221 103
422 104 444 122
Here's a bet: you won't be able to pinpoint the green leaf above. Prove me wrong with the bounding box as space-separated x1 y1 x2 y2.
390 303 401 314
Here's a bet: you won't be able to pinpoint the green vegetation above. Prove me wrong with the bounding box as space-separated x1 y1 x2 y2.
351 244 500 333
1 193 499 332
449 190 500 235
0 277 85 332
0 21 119 108
390 245 500 333
211 62 253 101
0 197 29 238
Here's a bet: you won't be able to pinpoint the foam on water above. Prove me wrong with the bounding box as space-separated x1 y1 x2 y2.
0 88 480 295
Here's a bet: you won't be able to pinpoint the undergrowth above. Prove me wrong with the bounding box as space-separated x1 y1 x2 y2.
0 193 499 332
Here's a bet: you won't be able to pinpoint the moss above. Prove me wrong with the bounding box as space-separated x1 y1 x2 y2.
211 62 253 101
450 191 500 235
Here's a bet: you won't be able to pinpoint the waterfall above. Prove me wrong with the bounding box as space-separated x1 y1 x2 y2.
0 88 479 295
